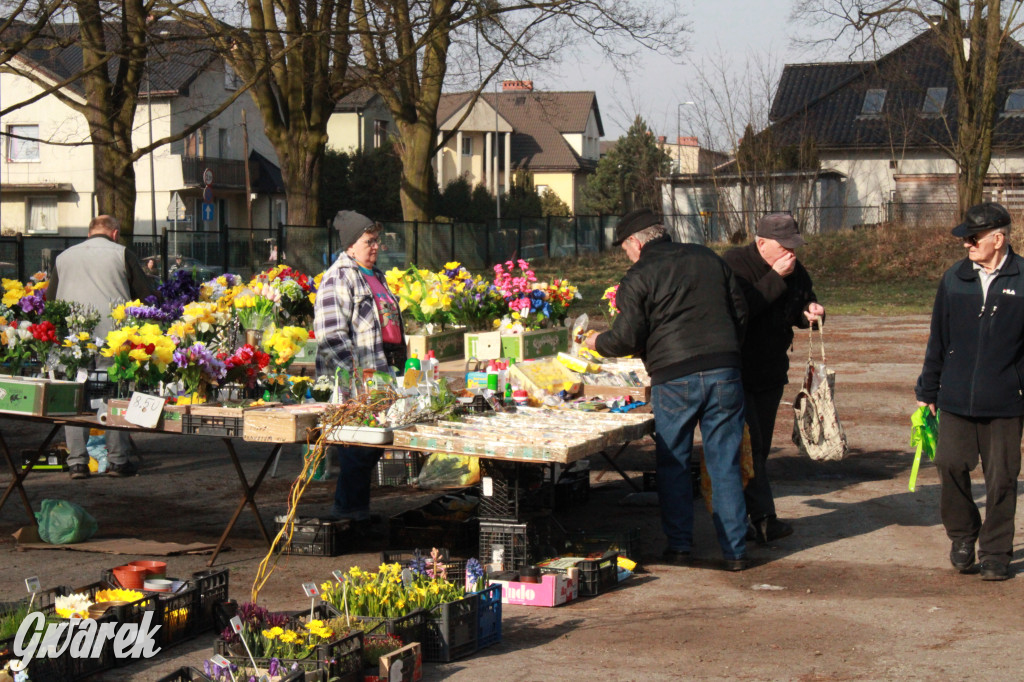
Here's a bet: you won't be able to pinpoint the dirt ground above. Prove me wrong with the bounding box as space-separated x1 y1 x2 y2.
4 314 1024 680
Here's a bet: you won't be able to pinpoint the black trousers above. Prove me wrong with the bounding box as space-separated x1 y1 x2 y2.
743 385 786 522
935 411 1023 566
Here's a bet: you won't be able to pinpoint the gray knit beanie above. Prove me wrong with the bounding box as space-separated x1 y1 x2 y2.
333 210 376 251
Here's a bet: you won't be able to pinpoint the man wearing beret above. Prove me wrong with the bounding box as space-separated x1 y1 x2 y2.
917 201 1024 581
586 209 750 570
723 212 824 545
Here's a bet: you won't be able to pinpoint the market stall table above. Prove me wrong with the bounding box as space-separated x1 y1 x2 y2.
0 411 302 566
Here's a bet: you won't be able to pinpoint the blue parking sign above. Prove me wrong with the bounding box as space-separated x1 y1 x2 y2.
202 202 215 222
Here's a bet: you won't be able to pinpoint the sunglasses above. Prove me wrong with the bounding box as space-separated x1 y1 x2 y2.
964 231 998 246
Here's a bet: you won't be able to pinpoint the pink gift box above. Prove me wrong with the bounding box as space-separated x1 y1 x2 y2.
488 571 579 607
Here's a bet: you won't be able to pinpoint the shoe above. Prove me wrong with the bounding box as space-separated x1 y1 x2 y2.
979 560 1012 581
69 464 90 480
723 556 749 572
660 548 691 566
949 539 976 573
750 516 794 545
106 461 138 477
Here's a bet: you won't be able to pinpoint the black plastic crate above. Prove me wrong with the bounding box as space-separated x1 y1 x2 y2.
0 586 70 682
478 515 564 572
479 461 551 521
324 604 428 651
85 369 118 403
422 593 478 662
389 510 478 552
539 552 619 597
20 446 69 471
274 515 347 556
152 585 202 647
182 413 243 437
376 451 420 486
188 568 230 634
553 473 590 510
564 528 642 562
381 549 467 585
156 666 215 682
475 584 502 650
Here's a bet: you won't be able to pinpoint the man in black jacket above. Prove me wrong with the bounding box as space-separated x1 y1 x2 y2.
916 202 1024 581
724 213 823 544
586 209 750 570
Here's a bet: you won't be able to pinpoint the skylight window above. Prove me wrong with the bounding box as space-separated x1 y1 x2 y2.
922 87 947 115
861 89 886 115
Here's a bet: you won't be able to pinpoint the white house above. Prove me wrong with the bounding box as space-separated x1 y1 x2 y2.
0 23 285 241
326 87 396 154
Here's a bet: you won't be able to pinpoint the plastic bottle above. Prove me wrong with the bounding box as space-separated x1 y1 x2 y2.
405 354 421 372
486 361 499 393
496 360 508 395
426 350 440 383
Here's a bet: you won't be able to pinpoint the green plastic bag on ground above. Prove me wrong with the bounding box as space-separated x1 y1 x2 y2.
35 499 98 544
415 453 480 489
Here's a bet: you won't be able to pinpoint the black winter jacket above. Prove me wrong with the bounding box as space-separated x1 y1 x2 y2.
916 248 1024 418
722 243 817 391
595 236 747 385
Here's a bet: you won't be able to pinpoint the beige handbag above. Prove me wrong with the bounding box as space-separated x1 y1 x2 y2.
792 325 849 461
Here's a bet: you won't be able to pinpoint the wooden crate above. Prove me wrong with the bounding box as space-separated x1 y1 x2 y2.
407 328 465 362
464 328 569 363
0 376 84 416
243 405 325 443
581 384 651 402
106 399 189 432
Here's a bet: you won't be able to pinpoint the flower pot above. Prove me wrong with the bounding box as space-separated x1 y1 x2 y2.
112 565 149 590
129 560 167 580
245 329 263 347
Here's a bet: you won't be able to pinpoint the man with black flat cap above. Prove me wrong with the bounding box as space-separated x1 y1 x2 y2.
917 201 1024 581
724 212 824 545
585 209 751 570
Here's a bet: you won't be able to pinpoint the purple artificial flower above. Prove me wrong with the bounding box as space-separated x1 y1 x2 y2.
466 558 484 582
19 292 44 315
157 269 201 308
124 304 179 324
268 658 280 677
203 660 211 677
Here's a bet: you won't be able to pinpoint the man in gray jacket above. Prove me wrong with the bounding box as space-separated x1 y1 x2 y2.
46 215 153 479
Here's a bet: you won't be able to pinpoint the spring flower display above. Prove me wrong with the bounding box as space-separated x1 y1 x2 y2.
102 324 177 389
443 262 505 331
54 594 93 619
219 343 271 389
492 259 579 331
172 341 227 402
1 321 36 375
602 285 619 317
250 266 317 325
27 320 58 371
179 301 231 344
385 266 453 330
322 554 466 619
235 293 278 331
59 331 101 379
111 299 180 329
262 326 310 370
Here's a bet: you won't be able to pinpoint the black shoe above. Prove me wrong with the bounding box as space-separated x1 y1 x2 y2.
107 461 138 477
724 556 749 572
751 516 793 545
660 548 691 566
69 464 90 480
950 539 976 573
979 560 1012 581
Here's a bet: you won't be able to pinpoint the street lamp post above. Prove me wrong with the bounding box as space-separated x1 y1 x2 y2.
676 101 695 173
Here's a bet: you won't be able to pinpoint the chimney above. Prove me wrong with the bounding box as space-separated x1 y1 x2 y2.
657 136 666 144
678 136 699 147
502 80 534 92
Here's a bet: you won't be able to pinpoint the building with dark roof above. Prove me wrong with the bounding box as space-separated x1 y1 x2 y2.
326 87 396 153
0 21 285 238
433 81 604 212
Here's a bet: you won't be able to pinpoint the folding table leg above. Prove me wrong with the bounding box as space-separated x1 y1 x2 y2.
208 440 282 567
595 441 641 492
0 424 61 523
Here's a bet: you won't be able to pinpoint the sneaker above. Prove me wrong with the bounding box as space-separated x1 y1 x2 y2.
107 461 138 477
950 539 976 573
723 556 749 572
660 548 692 566
69 464 90 480
979 560 1012 581
750 516 793 545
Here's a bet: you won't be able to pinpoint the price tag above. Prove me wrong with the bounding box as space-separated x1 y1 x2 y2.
229 616 243 634
259 676 271 682
332 570 345 582
76 368 89 383
25 576 40 593
302 582 319 597
124 392 166 429
482 476 493 497
210 653 231 668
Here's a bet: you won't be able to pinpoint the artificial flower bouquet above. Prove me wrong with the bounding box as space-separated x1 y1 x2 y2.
234 292 278 332
249 265 317 326
170 341 227 404
492 259 580 331
602 284 619 317
443 262 505 331
102 324 176 391
385 265 453 332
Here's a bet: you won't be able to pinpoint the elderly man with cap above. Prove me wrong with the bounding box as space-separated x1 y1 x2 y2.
315 210 406 524
916 201 1024 581
586 208 750 570
723 212 824 544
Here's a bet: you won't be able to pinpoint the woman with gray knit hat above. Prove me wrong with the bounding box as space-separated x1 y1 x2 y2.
314 210 407 524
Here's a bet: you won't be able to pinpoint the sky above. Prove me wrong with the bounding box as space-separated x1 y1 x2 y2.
544 0 812 141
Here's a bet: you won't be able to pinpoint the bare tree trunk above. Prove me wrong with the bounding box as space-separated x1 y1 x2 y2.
396 119 436 222
274 135 326 273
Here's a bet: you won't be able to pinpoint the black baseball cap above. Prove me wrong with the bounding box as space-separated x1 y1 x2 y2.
612 209 662 246
756 213 805 249
951 202 1011 238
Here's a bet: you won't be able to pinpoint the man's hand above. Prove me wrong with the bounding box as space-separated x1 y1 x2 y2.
804 302 825 323
584 330 599 351
772 251 796 277
916 400 936 416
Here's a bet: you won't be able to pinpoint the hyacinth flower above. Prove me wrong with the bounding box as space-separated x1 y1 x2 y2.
172 341 227 401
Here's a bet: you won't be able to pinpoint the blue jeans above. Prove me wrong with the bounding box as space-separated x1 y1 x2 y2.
330 444 382 520
653 367 747 559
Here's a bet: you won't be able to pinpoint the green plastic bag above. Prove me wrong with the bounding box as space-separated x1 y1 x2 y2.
908 406 939 492
35 499 98 544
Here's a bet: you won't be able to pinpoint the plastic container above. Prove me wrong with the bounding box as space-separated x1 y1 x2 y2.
112 564 149 590
130 560 167 579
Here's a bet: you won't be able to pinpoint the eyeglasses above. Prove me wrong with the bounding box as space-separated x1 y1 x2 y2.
965 231 999 246
358 237 381 248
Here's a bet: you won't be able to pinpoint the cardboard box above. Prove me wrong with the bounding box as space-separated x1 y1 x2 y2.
464 331 502 360
0 376 83 416
106 399 189 432
464 328 570 363
407 328 465 362
488 572 578 607
243 404 324 443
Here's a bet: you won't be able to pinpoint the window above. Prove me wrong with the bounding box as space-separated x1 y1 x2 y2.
1005 89 1024 113
218 128 229 158
536 184 549 195
224 64 242 91
6 124 39 162
462 137 473 156
922 87 947 115
373 120 388 149
861 89 886 115
185 129 206 157
26 197 58 233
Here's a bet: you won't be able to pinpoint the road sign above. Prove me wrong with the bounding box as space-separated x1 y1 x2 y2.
167 192 187 221
202 202 215 222
202 186 213 203
203 168 214 186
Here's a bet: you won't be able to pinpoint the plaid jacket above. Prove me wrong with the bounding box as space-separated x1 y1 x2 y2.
314 253 405 375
